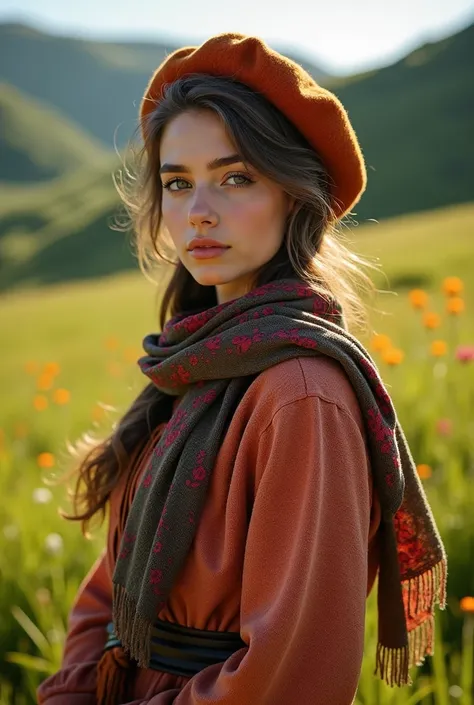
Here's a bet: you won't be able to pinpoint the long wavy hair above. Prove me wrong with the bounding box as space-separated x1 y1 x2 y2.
61 73 382 534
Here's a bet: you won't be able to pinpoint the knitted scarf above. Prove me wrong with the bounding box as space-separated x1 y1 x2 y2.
112 277 447 688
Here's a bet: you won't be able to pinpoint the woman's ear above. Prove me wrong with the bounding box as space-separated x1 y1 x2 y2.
287 196 296 217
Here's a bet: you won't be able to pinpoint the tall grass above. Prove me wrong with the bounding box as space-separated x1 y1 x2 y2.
0 203 473 703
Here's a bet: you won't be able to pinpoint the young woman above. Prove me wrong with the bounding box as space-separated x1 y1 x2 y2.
37 32 447 705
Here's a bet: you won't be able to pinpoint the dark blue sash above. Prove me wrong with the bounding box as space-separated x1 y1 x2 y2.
104 618 247 677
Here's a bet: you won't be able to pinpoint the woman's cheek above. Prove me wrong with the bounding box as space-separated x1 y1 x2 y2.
161 200 184 233
241 191 274 220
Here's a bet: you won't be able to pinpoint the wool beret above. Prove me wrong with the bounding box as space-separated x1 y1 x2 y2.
140 32 367 220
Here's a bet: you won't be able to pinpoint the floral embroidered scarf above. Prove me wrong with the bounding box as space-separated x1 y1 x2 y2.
112 278 447 687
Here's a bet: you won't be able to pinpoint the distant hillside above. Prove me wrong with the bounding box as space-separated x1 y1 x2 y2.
1 19 473 221
0 82 111 183
0 19 473 294
0 22 332 149
331 21 474 220
0 158 124 290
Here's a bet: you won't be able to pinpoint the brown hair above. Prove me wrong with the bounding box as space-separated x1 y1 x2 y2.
60 74 382 534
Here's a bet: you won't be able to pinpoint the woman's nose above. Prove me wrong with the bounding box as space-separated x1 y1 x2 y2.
188 192 219 228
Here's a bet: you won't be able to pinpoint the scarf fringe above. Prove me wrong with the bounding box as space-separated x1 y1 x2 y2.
113 583 153 668
406 558 447 617
375 557 447 687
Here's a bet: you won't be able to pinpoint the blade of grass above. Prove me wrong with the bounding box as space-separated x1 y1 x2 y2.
11 605 50 654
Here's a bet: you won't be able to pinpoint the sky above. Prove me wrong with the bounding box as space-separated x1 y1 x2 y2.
1 0 473 75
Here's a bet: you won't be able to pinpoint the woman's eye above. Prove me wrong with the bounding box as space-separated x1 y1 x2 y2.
162 172 254 192
163 178 190 192
225 173 253 186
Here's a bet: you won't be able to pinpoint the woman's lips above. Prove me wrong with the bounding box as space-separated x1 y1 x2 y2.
189 247 230 259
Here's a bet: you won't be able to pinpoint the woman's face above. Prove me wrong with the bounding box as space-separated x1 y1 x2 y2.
159 109 294 305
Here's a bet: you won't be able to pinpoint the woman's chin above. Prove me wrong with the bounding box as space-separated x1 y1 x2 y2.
190 267 234 287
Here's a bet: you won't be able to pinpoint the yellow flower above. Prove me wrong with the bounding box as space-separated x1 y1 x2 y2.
423 312 441 329
43 362 61 377
446 297 465 315
442 276 463 297
52 388 71 405
370 333 392 352
37 452 55 469
381 347 404 366
104 336 120 351
460 596 474 614
37 373 54 391
24 360 39 375
409 289 429 309
33 395 49 411
431 340 448 357
417 464 432 479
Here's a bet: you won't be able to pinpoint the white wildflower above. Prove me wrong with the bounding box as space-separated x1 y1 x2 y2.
449 686 463 699
44 533 63 555
32 488 53 504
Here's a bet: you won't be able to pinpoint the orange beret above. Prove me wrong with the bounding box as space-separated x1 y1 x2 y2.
140 32 367 220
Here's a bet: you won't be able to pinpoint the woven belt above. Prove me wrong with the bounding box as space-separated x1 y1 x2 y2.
104 618 247 677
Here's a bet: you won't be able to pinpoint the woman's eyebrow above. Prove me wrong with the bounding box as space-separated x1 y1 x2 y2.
159 153 244 175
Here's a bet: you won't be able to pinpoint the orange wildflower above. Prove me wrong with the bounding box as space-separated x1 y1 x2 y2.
43 362 61 377
104 336 120 351
431 340 448 357
37 373 54 391
409 289 429 310
417 464 432 479
446 297 465 315
460 596 474 614
381 347 404 366
33 395 49 411
37 452 55 469
442 276 463 297
423 312 441 329
52 388 71 405
370 333 392 353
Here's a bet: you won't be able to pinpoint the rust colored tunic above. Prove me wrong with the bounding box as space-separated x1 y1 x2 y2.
37 356 382 705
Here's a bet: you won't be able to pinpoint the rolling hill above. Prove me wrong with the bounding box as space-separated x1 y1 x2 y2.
0 22 332 149
333 21 474 220
0 82 111 182
0 19 472 293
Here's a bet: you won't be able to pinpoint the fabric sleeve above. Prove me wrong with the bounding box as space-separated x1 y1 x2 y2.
127 394 373 705
36 547 112 704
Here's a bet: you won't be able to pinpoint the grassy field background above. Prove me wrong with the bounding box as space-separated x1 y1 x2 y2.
0 201 473 703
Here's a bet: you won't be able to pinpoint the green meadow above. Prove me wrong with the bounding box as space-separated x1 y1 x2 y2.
0 202 473 704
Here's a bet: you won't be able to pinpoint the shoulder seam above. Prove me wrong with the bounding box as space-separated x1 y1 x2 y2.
257 392 361 440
